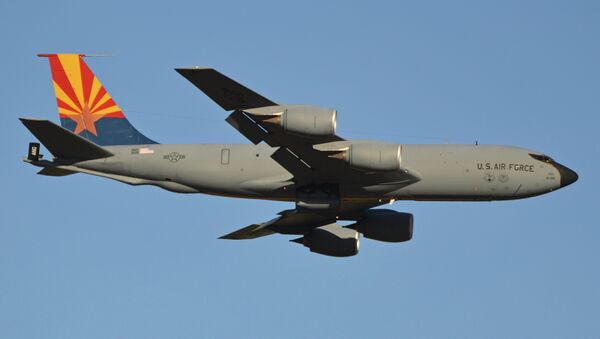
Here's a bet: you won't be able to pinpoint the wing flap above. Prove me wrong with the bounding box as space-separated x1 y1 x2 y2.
270 147 312 181
225 110 270 145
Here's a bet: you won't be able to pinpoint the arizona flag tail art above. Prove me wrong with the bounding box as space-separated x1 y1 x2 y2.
38 54 157 145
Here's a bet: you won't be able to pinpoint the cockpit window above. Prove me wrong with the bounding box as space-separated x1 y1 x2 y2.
529 153 554 163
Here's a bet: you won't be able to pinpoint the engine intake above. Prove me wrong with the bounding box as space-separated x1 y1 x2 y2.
348 209 413 242
292 224 359 257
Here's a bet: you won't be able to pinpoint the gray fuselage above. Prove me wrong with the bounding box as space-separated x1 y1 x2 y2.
74 143 572 203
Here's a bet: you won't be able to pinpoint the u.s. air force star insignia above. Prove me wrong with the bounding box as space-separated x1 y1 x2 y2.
164 152 186 163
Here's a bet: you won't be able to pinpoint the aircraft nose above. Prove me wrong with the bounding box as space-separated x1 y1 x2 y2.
555 162 578 188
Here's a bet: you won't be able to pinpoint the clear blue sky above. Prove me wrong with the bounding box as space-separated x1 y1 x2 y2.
1 1 598 338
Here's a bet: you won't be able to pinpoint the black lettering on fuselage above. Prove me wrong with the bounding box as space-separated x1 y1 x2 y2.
477 163 534 172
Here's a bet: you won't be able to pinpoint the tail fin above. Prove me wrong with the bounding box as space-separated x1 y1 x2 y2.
38 54 157 145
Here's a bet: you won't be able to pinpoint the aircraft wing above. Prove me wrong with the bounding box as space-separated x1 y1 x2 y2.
219 209 333 239
175 67 276 111
176 68 418 185
219 201 385 239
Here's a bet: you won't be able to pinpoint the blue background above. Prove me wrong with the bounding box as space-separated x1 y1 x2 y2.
1 1 598 338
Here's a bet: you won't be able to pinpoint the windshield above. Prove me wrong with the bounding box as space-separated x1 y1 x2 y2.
529 153 554 163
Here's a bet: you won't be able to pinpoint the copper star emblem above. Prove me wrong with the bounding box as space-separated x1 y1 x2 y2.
71 103 101 136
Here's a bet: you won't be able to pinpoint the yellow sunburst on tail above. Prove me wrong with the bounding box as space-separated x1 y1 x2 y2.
39 53 124 136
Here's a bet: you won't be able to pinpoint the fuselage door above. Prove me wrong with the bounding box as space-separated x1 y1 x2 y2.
221 148 230 165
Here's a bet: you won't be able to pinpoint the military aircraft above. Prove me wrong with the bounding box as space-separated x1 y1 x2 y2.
21 54 578 257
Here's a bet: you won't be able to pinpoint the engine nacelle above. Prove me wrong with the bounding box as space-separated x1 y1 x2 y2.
328 142 401 171
245 105 337 138
348 209 413 242
292 224 359 257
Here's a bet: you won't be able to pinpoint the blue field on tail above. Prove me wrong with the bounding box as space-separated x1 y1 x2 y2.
61 117 157 146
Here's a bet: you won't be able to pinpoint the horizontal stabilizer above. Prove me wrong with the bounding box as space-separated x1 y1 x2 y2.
175 67 277 111
20 118 113 160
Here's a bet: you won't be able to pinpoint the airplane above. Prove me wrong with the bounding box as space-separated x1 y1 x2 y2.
21 54 578 257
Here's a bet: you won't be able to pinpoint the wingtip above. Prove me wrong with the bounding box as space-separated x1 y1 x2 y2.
218 233 239 240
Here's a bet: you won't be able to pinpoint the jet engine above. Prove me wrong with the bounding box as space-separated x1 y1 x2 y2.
292 224 359 257
348 209 413 242
330 142 402 171
245 105 337 138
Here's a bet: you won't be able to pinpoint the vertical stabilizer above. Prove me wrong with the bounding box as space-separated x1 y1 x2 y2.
38 54 157 145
